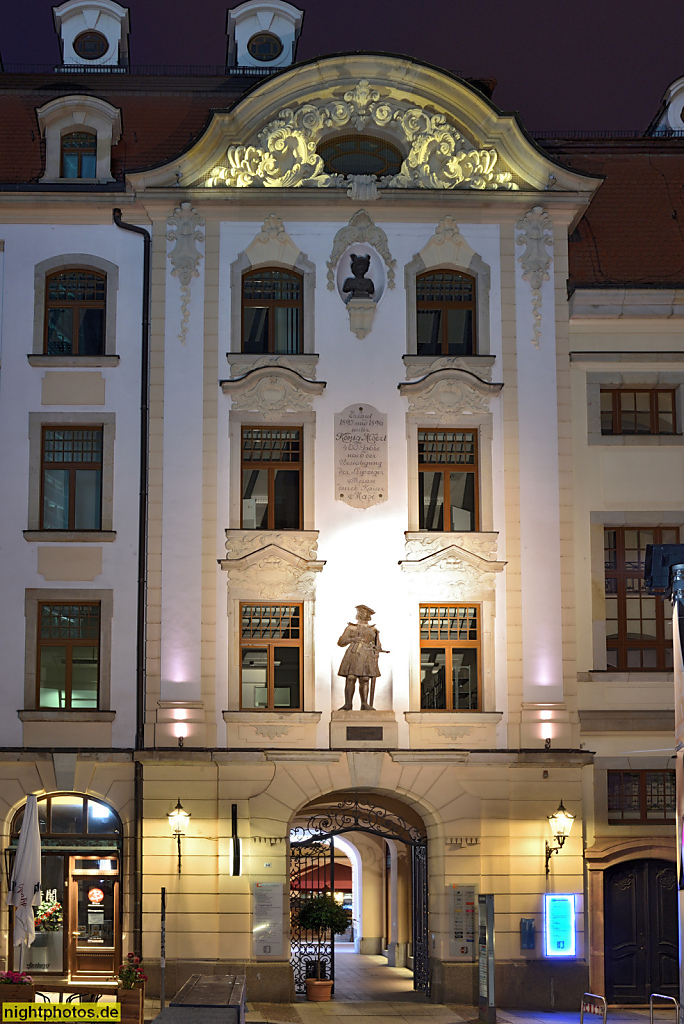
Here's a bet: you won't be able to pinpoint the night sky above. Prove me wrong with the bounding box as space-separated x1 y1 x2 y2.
4 0 684 132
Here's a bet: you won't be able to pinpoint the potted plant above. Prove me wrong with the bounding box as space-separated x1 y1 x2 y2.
0 971 34 1006
297 894 349 1001
116 953 147 1024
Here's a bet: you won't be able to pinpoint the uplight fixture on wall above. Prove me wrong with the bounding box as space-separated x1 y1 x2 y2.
167 798 190 875
545 800 575 875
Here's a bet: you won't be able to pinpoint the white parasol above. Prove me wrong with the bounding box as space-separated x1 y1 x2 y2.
7 795 42 968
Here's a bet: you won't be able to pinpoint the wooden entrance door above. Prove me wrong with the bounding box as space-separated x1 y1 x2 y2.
604 859 678 1002
68 856 120 979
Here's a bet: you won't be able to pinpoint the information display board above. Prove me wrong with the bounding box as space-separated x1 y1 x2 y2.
478 894 495 1024
543 892 576 957
252 882 284 956
449 884 477 959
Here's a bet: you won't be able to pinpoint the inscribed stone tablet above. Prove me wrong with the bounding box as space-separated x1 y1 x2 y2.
334 404 388 509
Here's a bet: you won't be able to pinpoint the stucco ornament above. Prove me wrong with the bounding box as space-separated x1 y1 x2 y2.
257 213 288 242
167 203 205 343
205 81 517 192
327 210 395 290
221 366 326 412
400 539 505 600
399 369 502 415
220 538 325 599
515 206 553 348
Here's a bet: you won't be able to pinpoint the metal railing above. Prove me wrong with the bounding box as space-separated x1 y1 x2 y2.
580 992 607 1024
650 993 679 1024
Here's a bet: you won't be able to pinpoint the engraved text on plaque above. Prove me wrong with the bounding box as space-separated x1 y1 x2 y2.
334 404 388 509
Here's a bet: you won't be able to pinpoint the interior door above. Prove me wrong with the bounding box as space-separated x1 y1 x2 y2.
68 856 119 979
604 859 678 1002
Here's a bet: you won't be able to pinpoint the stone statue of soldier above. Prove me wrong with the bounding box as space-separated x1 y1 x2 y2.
337 604 383 711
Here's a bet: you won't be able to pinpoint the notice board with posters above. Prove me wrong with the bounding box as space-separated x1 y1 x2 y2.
448 884 477 959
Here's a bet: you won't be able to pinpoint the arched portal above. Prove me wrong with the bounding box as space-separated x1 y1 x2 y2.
8 793 122 979
289 791 428 997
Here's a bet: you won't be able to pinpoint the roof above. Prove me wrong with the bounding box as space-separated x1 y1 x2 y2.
540 138 684 290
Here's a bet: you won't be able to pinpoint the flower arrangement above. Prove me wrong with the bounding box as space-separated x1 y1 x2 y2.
117 954 147 990
0 972 33 985
34 898 62 932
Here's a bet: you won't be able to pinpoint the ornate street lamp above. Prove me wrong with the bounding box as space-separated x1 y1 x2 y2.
167 798 190 875
545 800 575 875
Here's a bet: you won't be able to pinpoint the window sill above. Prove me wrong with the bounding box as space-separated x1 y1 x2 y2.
579 671 673 682
223 711 320 722
28 355 119 367
24 531 116 543
405 712 502 723
19 710 115 722
588 432 684 446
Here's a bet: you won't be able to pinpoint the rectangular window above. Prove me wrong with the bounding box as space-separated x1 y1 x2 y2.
240 604 302 710
600 389 676 435
37 603 100 710
241 427 302 530
419 604 480 710
418 429 478 531
607 770 676 824
45 271 106 357
604 527 678 670
41 427 103 530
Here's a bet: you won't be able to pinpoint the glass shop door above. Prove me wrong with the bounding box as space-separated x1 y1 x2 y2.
68 856 120 979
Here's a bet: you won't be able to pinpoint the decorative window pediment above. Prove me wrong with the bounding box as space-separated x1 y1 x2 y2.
221 365 325 412
220 530 325 599
399 533 505 599
399 367 502 416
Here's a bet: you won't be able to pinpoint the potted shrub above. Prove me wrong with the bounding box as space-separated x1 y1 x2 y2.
116 953 147 1024
297 894 349 1001
0 971 34 1006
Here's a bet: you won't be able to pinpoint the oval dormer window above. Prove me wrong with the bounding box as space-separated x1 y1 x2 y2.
318 135 403 177
73 31 109 60
247 32 283 61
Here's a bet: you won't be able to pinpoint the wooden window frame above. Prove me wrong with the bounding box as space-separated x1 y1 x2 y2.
44 269 106 356
241 426 302 530
607 769 676 824
600 388 676 436
604 526 678 671
418 428 479 532
40 425 103 531
416 269 476 356
239 603 303 711
60 131 97 179
241 267 303 354
419 603 481 711
37 602 101 711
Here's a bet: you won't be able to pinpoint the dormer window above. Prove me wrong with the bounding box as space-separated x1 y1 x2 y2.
247 31 283 61
61 131 97 178
73 30 109 60
318 135 403 177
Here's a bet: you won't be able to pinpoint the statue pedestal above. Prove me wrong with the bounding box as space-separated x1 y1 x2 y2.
330 709 398 749
346 298 376 339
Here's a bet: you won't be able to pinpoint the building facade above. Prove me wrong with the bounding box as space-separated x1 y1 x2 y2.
0 0 680 1008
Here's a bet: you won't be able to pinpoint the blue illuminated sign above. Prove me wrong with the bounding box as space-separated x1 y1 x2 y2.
543 893 576 957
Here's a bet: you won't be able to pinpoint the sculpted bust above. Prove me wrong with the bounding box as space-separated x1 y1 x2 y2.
342 253 375 302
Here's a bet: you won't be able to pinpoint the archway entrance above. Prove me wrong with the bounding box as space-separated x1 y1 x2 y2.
604 859 677 1002
289 793 428 997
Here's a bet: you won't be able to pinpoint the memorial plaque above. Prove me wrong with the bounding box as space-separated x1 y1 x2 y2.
346 726 383 741
334 404 388 509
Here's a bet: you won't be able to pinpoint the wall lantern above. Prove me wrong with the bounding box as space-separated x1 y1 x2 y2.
545 800 575 875
167 798 190 875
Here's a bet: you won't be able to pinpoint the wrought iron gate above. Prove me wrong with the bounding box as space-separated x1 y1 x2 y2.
289 796 429 996
290 838 335 993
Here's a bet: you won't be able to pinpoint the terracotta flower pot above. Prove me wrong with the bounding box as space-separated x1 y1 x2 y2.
118 984 144 1024
305 978 333 1001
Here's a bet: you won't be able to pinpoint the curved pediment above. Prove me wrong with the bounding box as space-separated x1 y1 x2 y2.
127 54 600 194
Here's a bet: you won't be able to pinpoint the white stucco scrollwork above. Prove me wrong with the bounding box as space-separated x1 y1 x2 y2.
205 81 518 192
220 540 325 599
167 203 205 343
515 206 553 348
399 368 502 415
403 357 494 381
399 539 506 601
326 209 396 291
225 530 320 562
221 366 326 412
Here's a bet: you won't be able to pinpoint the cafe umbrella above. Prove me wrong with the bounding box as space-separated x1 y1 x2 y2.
7 795 42 970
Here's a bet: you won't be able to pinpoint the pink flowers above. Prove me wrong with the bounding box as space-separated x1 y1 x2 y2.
0 971 33 985
118 955 146 989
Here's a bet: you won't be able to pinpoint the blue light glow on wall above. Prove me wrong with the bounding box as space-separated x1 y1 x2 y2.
544 893 576 957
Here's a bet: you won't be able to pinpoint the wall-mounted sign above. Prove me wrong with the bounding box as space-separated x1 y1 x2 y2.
543 893 576 957
448 884 477 959
334 404 388 509
252 882 283 956
87 888 104 905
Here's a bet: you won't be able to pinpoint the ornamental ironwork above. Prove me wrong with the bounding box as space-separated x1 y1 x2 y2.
291 796 427 847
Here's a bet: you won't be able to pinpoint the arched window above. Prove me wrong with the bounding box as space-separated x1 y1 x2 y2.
61 130 97 178
318 135 403 177
11 794 121 838
242 268 302 354
416 270 476 356
44 269 106 356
